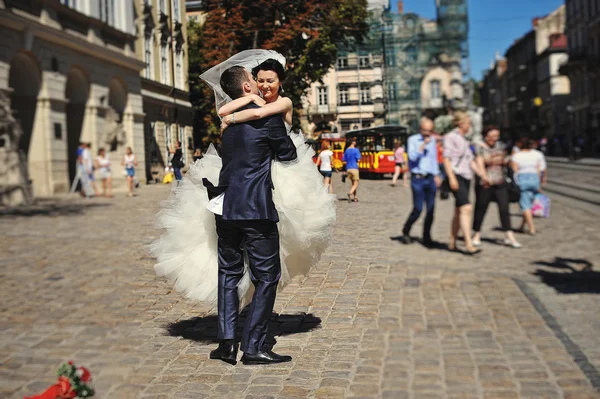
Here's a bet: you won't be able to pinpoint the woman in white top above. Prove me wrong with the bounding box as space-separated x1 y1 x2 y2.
94 148 112 198
317 140 335 193
121 146 138 197
511 138 543 235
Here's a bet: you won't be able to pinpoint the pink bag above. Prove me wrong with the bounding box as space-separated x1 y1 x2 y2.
532 193 550 218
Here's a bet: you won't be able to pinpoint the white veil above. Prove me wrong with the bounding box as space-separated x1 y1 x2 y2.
199 49 287 112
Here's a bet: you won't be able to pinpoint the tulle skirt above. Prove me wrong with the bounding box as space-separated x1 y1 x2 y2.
149 133 336 308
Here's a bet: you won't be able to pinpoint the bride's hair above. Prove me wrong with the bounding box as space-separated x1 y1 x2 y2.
252 58 286 82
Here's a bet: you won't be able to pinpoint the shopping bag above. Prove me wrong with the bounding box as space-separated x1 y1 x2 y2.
532 193 550 218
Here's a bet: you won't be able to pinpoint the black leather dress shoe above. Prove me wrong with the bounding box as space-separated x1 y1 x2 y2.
422 237 440 248
210 342 238 365
241 350 292 365
399 234 413 244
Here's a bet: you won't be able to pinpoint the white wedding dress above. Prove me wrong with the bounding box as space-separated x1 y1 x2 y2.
149 126 336 307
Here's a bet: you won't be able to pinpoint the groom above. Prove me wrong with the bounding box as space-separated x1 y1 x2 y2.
204 66 297 365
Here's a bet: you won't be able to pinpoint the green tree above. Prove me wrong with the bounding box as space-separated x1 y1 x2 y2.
192 0 369 143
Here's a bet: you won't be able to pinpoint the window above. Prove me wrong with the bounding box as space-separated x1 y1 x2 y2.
160 43 170 85
387 83 396 101
172 0 180 21
165 123 172 162
144 34 154 79
174 49 183 89
61 0 77 8
99 0 115 26
338 88 349 104
159 0 166 14
337 57 348 69
359 56 370 68
317 87 328 106
360 86 370 103
431 80 441 99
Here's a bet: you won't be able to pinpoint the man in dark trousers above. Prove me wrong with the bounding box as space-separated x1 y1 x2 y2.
400 117 442 247
203 66 297 365
170 141 184 181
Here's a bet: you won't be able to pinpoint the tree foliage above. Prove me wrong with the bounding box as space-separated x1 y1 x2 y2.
189 0 369 144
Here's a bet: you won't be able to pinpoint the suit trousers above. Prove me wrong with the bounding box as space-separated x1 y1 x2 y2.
215 217 281 354
403 175 437 240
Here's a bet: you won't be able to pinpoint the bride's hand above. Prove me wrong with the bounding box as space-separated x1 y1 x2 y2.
251 94 266 107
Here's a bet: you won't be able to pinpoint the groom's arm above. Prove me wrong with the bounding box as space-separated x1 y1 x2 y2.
265 116 297 162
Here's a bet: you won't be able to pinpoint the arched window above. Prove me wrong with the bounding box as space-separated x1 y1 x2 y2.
431 80 441 99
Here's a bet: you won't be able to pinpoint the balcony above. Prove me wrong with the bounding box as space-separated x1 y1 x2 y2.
308 104 336 115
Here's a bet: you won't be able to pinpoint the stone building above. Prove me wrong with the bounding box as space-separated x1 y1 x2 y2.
504 29 538 139
0 0 145 201
135 0 193 183
302 0 468 137
480 56 508 132
535 6 570 144
560 0 600 156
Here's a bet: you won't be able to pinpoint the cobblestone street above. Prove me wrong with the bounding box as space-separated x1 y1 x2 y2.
1 176 600 399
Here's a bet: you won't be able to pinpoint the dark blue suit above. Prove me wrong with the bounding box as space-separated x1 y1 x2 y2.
204 104 297 354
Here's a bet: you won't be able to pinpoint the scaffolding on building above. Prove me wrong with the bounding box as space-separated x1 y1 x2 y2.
351 0 469 132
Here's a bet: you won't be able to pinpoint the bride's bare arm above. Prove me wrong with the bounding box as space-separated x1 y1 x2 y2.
222 97 292 126
217 94 265 117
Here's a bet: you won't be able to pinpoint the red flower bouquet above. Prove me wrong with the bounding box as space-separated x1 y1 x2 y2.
24 362 94 399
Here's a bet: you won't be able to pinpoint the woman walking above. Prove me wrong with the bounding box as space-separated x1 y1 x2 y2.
472 127 521 248
95 148 113 198
443 111 481 255
122 146 137 197
511 138 543 235
317 140 335 193
391 141 408 187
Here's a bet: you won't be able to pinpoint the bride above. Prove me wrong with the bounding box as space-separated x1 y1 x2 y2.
149 50 336 307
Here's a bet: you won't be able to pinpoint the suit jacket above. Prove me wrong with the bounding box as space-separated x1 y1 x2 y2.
204 104 297 222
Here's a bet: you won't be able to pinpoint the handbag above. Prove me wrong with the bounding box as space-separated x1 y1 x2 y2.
532 193 551 218
505 168 520 203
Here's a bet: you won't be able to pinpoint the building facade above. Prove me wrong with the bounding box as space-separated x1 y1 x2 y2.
535 6 570 145
302 0 468 137
135 0 193 183
504 29 538 139
0 0 145 202
560 0 600 156
480 56 508 132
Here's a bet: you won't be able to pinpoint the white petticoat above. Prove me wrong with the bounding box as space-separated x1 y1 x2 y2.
148 132 336 308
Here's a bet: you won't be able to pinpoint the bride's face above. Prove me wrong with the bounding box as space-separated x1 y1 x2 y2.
256 70 280 102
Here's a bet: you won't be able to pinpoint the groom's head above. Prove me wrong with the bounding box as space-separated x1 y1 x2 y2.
220 66 258 100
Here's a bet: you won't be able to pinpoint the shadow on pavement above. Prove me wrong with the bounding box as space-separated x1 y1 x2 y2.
0 200 111 218
532 257 599 294
166 311 322 346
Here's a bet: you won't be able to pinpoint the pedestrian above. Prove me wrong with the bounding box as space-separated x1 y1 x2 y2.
443 111 481 255
193 148 203 162
317 140 334 194
122 146 138 197
82 142 99 196
399 117 442 247
94 148 113 198
170 141 184 181
391 141 408 187
472 127 521 248
342 138 361 202
511 138 543 235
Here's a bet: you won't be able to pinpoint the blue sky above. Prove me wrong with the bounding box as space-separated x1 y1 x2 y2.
392 0 565 80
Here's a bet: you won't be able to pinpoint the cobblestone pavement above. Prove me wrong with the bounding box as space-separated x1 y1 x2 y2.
1 176 600 399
